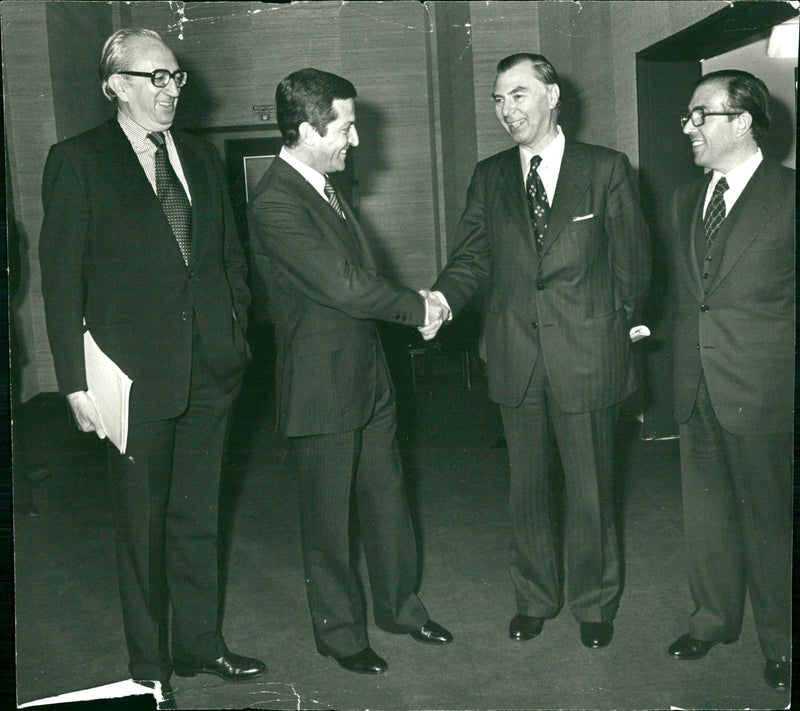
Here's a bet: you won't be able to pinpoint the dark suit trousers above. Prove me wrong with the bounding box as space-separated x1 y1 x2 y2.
500 358 621 622
679 375 791 661
293 364 428 658
107 331 238 681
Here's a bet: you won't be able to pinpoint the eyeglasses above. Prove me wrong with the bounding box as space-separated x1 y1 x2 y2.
680 108 742 129
117 69 188 88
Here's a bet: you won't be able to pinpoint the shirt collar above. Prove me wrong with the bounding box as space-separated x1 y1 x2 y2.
117 111 173 152
520 126 565 174
279 146 327 197
711 148 763 193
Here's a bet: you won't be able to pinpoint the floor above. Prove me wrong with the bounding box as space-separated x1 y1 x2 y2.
11 327 792 710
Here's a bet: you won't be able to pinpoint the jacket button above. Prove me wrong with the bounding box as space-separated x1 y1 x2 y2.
531 322 538 330
181 311 188 321
702 273 709 279
537 282 545 291
700 304 709 312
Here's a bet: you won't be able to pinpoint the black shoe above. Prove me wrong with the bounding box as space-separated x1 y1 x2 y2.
509 613 544 641
333 647 388 674
580 621 614 649
133 680 177 710
173 651 266 680
764 659 790 690
667 633 737 660
410 620 453 645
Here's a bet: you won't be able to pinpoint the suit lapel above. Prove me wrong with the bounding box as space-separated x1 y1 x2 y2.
498 148 533 243
275 159 367 265
542 142 590 254
684 176 710 293
173 134 208 269
708 161 780 292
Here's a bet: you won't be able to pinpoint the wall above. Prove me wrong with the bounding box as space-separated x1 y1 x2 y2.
4 0 784 402
4 1 113 402
703 34 797 168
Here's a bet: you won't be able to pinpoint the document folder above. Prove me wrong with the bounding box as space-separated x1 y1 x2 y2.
84 329 132 454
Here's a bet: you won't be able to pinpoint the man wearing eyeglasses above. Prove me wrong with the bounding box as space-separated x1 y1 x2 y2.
39 28 265 700
667 70 793 691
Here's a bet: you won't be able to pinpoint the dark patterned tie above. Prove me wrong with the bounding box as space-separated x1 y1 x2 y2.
703 176 728 246
324 178 346 220
148 132 192 264
525 155 550 255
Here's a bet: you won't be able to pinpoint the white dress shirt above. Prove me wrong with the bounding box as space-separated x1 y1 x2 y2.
519 126 565 204
703 148 763 217
117 111 192 204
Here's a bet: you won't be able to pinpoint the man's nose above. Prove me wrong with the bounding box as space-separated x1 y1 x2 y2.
163 78 181 97
348 126 359 147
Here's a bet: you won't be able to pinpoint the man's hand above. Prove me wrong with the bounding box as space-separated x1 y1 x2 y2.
418 290 450 341
66 391 107 440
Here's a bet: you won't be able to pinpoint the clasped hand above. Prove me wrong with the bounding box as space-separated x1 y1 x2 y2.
418 289 449 341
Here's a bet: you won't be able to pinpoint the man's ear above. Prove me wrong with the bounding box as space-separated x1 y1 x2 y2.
298 121 318 146
735 111 753 138
107 75 128 103
548 83 560 110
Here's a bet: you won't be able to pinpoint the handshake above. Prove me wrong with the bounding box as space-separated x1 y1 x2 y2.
418 289 451 341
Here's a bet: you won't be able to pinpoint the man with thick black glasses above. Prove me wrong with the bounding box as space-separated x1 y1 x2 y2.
667 69 793 692
39 28 264 705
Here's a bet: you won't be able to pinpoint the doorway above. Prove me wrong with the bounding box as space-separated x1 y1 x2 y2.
635 2 798 440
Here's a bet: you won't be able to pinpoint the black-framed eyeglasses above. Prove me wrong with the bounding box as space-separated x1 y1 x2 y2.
117 69 188 88
680 108 742 129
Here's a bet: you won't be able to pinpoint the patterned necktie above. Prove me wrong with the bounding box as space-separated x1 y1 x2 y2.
703 176 728 246
324 178 346 220
525 155 550 255
148 132 192 264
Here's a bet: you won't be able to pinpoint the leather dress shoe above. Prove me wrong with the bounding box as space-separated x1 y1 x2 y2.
410 619 453 645
333 647 388 674
133 680 177 710
173 650 266 680
509 613 544 641
764 659 790 690
580 621 614 649
667 633 736 660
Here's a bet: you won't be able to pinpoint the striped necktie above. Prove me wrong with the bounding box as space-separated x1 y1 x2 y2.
324 178 346 220
703 176 728 246
148 132 192 264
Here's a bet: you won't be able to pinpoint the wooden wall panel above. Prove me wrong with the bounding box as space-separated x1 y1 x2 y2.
339 1 438 287
3 1 58 401
469 2 541 161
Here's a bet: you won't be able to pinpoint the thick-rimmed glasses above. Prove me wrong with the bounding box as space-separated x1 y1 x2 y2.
680 108 742 129
117 69 188 88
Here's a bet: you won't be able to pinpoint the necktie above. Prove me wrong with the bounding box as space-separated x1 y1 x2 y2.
148 132 192 264
525 155 550 255
703 176 728 246
324 178 346 220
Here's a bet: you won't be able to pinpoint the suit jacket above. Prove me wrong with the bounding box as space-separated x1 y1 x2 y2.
671 158 795 434
433 141 651 412
39 119 250 423
247 157 425 437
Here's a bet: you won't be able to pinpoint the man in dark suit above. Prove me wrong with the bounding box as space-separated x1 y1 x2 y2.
247 68 452 675
38 28 265 699
422 53 650 649
666 70 793 691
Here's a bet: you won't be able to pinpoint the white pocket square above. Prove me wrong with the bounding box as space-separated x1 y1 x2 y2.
571 213 594 222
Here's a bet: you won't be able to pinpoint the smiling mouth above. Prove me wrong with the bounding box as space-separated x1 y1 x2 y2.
506 118 525 130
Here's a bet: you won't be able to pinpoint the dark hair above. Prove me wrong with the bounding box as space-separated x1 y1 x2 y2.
276 68 357 147
496 53 562 111
696 69 771 140
100 28 165 103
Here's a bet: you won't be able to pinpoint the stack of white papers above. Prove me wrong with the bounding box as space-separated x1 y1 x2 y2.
84 329 132 454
